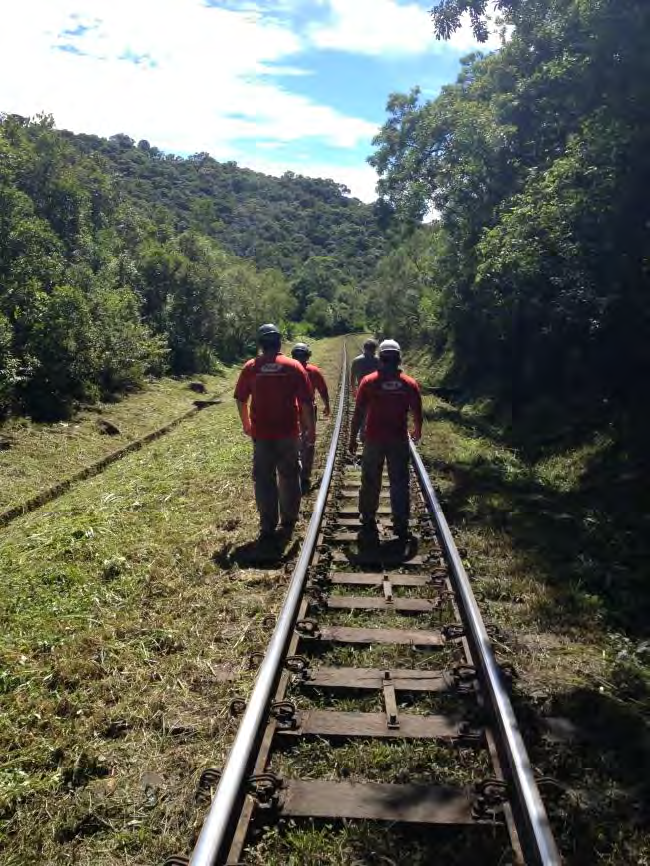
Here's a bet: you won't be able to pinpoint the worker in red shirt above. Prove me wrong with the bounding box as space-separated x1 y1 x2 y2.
348 339 422 539
234 324 315 540
291 343 330 493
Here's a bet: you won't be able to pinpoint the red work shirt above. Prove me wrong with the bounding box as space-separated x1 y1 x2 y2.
354 370 423 443
306 364 329 403
234 352 312 440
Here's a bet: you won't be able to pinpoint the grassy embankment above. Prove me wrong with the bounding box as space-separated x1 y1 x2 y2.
0 375 226 514
0 337 344 865
410 350 650 866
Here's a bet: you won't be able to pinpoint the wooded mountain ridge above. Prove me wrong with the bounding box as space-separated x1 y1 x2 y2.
60 128 388 281
0 113 388 420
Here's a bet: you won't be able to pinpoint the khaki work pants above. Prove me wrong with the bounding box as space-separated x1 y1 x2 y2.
253 438 301 532
359 439 410 531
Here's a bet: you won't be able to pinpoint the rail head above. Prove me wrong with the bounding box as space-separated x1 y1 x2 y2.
409 440 562 866
189 344 348 866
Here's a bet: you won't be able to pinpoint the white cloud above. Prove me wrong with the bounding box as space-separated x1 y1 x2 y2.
0 0 506 205
0 0 375 161
242 155 380 203
310 0 505 56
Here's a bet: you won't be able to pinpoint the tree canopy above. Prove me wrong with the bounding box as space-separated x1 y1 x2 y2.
369 0 650 437
0 115 389 419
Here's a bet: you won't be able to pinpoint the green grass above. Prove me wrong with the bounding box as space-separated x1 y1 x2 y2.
271 737 491 787
0 373 228 512
0 336 344 865
409 354 650 866
246 820 509 866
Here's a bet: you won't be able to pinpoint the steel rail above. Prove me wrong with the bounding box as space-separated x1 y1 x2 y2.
189 345 348 866
409 441 562 866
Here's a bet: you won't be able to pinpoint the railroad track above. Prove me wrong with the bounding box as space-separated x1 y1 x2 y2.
165 344 560 866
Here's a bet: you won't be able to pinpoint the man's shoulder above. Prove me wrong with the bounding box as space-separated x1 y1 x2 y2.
254 353 301 371
399 372 420 390
277 355 310 383
351 354 365 364
238 357 257 375
285 355 309 375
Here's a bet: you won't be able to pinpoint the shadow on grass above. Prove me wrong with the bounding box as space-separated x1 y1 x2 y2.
213 535 300 568
421 399 650 862
423 405 650 637
512 685 650 865
251 819 510 865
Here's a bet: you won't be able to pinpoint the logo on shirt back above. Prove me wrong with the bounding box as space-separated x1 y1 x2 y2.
260 363 282 373
381 380 404 391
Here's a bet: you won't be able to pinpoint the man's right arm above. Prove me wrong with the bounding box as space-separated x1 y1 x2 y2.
299 401 315 443
296 366 315 443
233 366 253 436
236 400 252 436
348 384 366 453
409 382 423 443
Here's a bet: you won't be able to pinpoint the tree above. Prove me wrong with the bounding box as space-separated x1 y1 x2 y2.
370 0 650 433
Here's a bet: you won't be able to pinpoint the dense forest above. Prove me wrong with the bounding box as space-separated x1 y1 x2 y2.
0 114 388 419
63 130 388 283
370 0 650 445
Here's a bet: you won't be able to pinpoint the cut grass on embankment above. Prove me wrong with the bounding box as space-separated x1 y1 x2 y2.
410 352 650 866
0 373 227 514
0 336 344 866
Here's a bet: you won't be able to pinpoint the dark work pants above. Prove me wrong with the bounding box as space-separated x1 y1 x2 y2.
359 440 410 530
253 438 301 532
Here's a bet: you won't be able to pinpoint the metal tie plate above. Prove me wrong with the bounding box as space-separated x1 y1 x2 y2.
383 671 400 729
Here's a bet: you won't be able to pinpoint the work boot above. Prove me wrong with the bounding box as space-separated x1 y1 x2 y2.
301 477 311 494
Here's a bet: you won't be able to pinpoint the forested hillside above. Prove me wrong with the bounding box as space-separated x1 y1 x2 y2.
61 130 387 284
370 0 650 444
0 114 387 420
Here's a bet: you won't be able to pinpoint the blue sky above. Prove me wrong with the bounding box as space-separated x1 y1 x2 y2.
0 0 504 201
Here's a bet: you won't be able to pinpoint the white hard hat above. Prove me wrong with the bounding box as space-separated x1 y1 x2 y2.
379 339 401 355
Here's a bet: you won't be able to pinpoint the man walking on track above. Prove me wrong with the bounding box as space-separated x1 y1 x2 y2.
234 324 315 540
348 339 422 540
350 339 379 396
291 343 330 493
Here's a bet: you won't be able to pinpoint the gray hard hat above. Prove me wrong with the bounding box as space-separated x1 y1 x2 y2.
258 323 280 340
379 339 401 356
291 342 311 358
